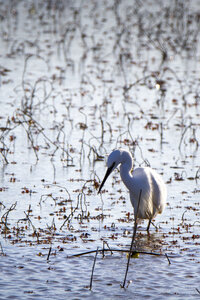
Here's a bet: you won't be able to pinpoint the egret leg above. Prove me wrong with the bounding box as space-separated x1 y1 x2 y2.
147 219 151 232
150 221 158 231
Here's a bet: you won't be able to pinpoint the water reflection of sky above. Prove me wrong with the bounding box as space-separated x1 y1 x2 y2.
0 0 200 298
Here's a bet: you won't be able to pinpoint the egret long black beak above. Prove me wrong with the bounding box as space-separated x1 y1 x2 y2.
98 163 115 194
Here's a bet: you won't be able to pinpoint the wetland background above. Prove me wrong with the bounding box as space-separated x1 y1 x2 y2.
0 0 200 299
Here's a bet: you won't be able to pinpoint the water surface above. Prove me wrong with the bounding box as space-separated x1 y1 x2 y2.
0 0 200 299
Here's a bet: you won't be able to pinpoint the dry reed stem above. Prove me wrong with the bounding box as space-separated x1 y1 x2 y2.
121 189 142 288
89 247 99 290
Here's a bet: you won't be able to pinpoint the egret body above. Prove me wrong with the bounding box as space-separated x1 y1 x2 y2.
98 149 167 231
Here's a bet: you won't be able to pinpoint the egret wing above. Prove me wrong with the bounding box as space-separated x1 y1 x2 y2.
130 168 154 219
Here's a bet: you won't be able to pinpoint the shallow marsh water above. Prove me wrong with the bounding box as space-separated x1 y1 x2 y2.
0 0 200 299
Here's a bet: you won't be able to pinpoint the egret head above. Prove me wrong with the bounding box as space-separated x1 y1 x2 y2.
98 150 121 193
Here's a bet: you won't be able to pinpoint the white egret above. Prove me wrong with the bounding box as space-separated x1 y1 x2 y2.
98 149 167 231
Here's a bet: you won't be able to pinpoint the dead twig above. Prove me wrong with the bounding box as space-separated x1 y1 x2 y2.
165 253 171 265
195 167 200 180
47 246 52 261
24 211 39 243
181 209 187 225
121 189 142 288
1 202 17 233
89 247 99 290
102 241 113 258
0 242 6 256
68 248 170 259
178 124 192 152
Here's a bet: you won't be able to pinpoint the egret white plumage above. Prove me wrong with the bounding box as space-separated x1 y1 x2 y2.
98 149 167 231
